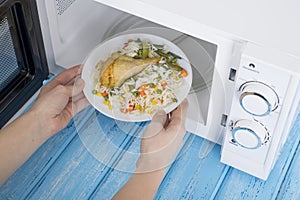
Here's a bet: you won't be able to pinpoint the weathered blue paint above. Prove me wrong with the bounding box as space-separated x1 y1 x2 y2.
0 106 299 200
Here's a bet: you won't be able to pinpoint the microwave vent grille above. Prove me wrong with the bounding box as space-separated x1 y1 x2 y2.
0 17 20 92
56 0 76 15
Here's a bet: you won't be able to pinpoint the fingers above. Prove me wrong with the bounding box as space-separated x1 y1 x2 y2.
71 90 85 102
54 65 82 85
58 95 89 124
72 78 85 96
51 78 87 125
137 100 189 172
41 65 82 95
166 99 189 133
144 110 168 138
54 78 85 98
72 96 90 114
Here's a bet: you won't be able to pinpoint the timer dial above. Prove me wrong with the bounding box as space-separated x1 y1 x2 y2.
239 81 279 116
231 119 269 149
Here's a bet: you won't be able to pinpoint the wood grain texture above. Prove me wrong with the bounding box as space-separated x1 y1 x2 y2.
155 134 229 200
276 115 300 200
277 144 300 200
0 122 77 199
0 107 299 200
21 107 146 199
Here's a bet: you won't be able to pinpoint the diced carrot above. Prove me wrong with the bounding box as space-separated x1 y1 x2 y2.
139 90 146 97
139 84 148 90
181 69 188 77
102 91 108 97
128 105 134 112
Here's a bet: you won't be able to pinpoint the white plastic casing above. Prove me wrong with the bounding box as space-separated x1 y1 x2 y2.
221 54 293 180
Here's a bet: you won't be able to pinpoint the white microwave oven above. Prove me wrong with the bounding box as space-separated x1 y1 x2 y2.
2 0 300 180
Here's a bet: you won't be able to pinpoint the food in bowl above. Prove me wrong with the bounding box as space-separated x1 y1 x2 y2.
92 38 188 115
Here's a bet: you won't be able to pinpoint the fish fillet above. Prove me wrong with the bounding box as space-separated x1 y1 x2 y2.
100 55 161 87
97 52 121 76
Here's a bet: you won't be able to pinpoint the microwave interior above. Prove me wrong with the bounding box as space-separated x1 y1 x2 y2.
41 0 218 130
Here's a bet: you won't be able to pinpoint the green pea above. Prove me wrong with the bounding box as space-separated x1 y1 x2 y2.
149 83 155 88
132 91 139 97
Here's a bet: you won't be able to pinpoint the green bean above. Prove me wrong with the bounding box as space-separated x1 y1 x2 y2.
167 62 183 71
142 42 149 59
168 51 182 59
155 50 170 58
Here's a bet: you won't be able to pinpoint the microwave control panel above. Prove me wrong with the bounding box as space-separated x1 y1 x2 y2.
221 55 291 179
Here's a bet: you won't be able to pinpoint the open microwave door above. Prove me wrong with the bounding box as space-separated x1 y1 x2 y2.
0 0 49 127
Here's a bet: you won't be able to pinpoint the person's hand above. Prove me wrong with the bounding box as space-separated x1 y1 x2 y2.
28 65 89 140
112 100 188 199
0 65 89 185
136 99 189 172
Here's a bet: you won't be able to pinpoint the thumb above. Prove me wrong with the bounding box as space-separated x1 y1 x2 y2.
143 110 167 139
71 78 85 96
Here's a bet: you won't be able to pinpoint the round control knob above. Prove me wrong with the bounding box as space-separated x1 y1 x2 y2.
239 81 279 116
231 119 269 149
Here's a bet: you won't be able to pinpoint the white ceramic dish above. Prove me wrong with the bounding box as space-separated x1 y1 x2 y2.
82 33 192 122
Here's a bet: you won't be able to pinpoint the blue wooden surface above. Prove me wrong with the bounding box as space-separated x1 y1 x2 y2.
0 106 299 200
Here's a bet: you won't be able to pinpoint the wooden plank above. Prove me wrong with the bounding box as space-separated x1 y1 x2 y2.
93 114 300 200
0 106 97 199
20 110 146 199
276 119 300 200
88 133 228 199
88 126 146 199
0 121 77 199
154 134 228 200
1 104 299 199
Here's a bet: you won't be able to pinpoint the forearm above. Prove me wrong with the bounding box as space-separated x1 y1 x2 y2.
0 66 86 186
0 110 48 185
113 155 168 200
113 100 188 199
113 167 167 200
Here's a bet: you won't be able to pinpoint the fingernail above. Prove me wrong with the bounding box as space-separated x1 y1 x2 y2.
75 78 85 88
